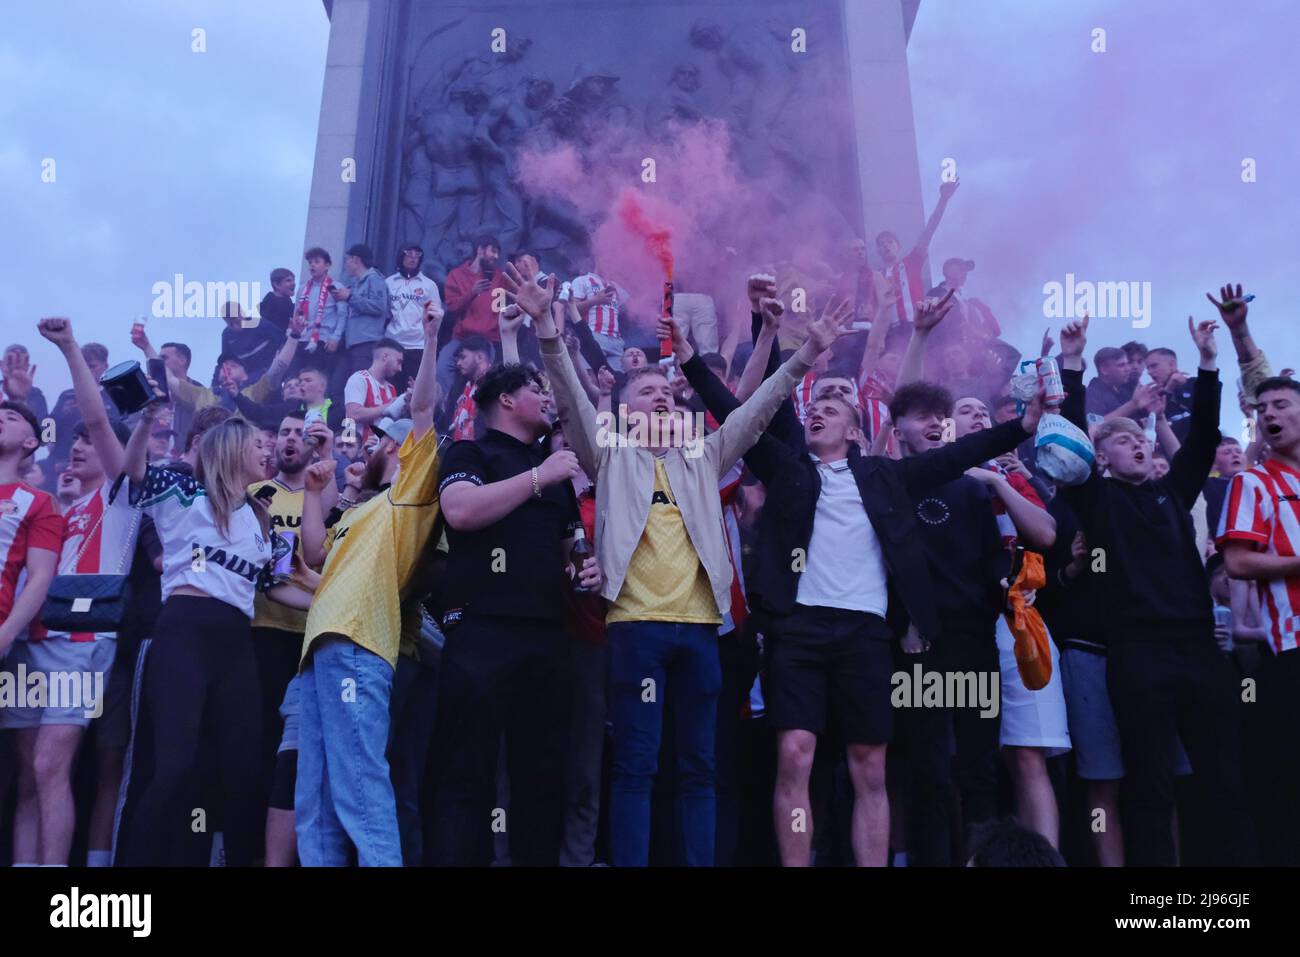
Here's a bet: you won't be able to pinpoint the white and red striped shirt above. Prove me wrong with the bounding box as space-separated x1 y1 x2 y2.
793 372 819 423
0 482 63 636
344 370 398 442
718 464 748 639
564 273 622 338
450 380 479 442
1216 458 1300 653
38 478 140 643
884 249 927 325
859 373 897 457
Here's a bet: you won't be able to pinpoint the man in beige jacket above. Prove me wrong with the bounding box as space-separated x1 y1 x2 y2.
502 261 847 866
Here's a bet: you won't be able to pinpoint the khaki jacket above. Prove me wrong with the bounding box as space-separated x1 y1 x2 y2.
539 334 812 615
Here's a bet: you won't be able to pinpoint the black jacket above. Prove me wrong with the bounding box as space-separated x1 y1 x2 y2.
681 352 1033 643
1059 365 1221 635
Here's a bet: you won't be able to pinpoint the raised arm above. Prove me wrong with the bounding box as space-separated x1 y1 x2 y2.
896 289 956 387
505 262 605 478
410 299 442 443
914 178 959 254
38 317 125 480
712 298 850 474
1166 318 1222 510
498 304 524 365
123 399 164 485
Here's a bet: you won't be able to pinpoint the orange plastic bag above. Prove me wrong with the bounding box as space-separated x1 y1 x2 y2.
1004 551 1052 691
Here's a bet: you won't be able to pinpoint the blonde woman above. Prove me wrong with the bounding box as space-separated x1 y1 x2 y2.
118 402 315 866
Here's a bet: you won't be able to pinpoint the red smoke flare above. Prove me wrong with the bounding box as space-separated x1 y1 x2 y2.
616 189 674 280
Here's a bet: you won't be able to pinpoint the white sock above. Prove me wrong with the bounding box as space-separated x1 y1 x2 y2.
40 863 68 867
12 862 38 867
892 851 908 868
86 850 112 867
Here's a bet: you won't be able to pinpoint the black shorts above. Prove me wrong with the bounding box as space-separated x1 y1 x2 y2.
765 604 894 744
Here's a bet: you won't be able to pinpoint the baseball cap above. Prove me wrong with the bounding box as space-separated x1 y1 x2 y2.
942 258 976 274
373 417 413 446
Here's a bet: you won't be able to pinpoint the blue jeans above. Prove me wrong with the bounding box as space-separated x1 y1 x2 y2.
295 635 401 866
607 621 721 866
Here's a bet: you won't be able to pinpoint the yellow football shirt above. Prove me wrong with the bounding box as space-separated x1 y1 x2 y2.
608 456 721 626
301 427 442 669
248 478 309 635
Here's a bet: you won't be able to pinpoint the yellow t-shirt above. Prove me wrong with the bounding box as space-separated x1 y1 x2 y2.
608 457 721 625
301 427 441 669
248 478 309 635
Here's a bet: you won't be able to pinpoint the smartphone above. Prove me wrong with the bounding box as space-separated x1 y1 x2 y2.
146 357 170 403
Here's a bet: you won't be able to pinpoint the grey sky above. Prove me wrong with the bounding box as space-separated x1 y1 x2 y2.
5 0 1296 435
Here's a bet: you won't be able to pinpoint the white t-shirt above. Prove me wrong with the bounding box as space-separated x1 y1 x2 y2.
131 466 287 618
40 477 141 642
386 272 442 349
795 457 888 616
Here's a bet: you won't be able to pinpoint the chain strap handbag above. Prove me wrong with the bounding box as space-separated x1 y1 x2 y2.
39 492 142 634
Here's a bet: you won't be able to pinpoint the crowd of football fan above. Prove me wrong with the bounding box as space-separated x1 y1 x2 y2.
1 187 1298 868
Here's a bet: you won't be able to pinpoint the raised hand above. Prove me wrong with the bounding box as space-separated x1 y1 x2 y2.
758 296 785 331
1021 384 1047 433
654 315 692 363
747 273 778 312
1188 316 1219 362
912 287 956 332
938 177 960 201
130 323 152 352
3 345 37 401
804 296 854 352
500 262 557 321
422 299 443 341
1058 312 1089 360
1205 283 1248 331
1039 327 1054 359
498 302 525 338
304 460 335 493
596 365 616 396
37 317 76 349
289 310 308 337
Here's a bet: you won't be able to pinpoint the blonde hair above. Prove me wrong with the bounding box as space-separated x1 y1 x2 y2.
195 418 268 540
1092 417 1145 450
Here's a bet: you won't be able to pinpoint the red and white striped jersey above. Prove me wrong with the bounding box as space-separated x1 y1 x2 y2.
0 482 63 636
564 273 621 338
450 380 478 442
793 372 819 423
39 477 141 642
859 373 898 457
344 370 398 442
985 466 1045 548
884 249 927 325
1216 458 1300 653
718 464 748 638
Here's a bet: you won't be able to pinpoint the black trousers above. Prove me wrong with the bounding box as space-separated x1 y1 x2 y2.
428 615 571 866
901 626 1001 867
122 596 262 866
1107 628 1258 866
250 626 303 806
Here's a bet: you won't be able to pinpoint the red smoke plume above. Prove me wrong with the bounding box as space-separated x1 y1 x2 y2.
616 189 673 280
